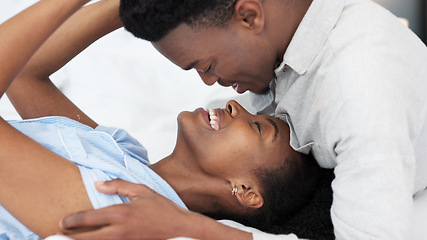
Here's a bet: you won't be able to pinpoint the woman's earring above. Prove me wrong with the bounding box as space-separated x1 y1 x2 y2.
231 187 238 196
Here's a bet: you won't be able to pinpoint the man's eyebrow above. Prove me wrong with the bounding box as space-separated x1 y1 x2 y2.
183 60 199 71
266 118 279 142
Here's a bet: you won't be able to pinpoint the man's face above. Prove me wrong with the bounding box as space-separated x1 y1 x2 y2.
153 23 277 94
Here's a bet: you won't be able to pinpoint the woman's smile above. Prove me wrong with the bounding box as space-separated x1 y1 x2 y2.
208 109 221 130
196 108 223 131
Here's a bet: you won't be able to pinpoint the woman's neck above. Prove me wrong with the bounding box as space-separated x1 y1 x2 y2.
148 154 231 213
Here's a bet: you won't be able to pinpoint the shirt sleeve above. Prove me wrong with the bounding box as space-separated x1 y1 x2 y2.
331 154 414 239
321 64 417 239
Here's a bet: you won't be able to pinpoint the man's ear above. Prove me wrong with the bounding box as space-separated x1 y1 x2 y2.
233 0 265 33
236 185 264 209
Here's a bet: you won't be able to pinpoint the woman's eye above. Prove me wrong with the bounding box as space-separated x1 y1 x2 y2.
204 65 212 73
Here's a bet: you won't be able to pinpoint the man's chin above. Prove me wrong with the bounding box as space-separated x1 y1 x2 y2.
250 85 271 95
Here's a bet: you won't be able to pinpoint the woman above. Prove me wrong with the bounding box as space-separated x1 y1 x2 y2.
0 1 331 239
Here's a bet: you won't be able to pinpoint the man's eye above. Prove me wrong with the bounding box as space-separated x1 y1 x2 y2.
205 64 212 73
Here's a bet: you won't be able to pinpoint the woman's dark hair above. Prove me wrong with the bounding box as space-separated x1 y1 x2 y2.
119 0 236 42
207 153 335 240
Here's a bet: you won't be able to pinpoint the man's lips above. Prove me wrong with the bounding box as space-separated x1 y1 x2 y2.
232 82 238 91
232 82 246 93
218 79 246 94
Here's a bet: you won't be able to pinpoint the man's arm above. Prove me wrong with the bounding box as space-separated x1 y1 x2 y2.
60 180 302 240
6 0 122 128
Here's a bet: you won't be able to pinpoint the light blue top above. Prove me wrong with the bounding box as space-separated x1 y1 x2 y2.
0 116 187 240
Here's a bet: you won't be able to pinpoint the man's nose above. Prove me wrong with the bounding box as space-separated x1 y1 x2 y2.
197 71 218 86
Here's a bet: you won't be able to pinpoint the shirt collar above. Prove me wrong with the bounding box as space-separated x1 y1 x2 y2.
275 0 345 76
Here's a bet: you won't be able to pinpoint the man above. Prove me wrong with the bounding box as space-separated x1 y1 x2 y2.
58 0 427 239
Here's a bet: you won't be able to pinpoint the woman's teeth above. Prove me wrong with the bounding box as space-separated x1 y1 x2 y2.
208 109 220 131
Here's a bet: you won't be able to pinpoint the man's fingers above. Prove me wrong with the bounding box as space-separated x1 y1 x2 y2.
63 225 127 240
60 204 141 239
95 179 156 200
60 206 118 231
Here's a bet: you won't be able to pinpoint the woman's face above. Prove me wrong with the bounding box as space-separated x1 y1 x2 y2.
175 100 298 184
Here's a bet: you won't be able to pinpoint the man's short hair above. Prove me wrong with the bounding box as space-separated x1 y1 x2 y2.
119 0 237 42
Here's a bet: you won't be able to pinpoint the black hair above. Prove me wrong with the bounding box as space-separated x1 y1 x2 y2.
206 153 335 240
119 0 237 42
272 169 335 240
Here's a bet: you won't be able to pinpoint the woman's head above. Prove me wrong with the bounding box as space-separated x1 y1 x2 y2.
174 100 324 230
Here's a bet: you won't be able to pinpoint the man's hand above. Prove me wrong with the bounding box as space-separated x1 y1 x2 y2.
60 179 253 240
59 179 192 239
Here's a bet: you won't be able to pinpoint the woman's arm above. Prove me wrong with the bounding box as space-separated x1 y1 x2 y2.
0 0 96 238
6 0 122 128
0 0 88 93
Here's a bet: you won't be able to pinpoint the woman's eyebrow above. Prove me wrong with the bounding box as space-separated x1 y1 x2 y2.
266 118 279 142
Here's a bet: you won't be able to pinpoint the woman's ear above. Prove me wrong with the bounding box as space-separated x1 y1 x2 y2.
232 0 265 33
236 185 264 209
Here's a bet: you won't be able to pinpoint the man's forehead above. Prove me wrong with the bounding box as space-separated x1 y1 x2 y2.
152 37 196 67
153 33 215 71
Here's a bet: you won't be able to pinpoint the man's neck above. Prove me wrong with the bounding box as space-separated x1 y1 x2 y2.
266 0 313 63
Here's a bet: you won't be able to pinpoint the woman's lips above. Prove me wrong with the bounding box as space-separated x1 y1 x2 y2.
197 108 211 128
196 108 221 130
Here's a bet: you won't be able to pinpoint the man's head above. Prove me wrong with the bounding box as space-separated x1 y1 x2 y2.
119 0 236 42
120 0 311 94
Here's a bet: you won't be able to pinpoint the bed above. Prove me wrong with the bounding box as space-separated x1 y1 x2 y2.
1 1 427 239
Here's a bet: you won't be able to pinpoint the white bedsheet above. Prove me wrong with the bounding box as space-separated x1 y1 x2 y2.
1 1 427 240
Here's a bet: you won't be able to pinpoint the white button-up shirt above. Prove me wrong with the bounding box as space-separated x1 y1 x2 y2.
250 0 427 239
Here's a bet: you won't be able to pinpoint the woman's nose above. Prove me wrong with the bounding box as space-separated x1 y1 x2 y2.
198 71 218 86
226 100 245 118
